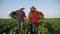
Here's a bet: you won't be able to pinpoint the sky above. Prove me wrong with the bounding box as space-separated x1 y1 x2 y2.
0 0 60 18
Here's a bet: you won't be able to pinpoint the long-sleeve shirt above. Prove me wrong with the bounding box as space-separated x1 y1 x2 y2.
29 11 43 23
16 10 26 22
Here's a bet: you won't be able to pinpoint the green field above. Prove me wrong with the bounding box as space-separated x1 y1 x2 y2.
0 18 60 34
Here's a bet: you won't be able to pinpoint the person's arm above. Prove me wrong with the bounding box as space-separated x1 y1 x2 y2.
28 12 32 19
23 11 26 18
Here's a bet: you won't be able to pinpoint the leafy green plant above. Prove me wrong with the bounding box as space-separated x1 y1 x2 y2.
9 11 16 19
0 18 60 34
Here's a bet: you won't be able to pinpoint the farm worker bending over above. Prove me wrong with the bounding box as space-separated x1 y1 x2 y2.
16 6 26 30
28 6 44 34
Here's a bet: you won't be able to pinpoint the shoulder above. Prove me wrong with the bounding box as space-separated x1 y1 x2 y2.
37 11 42 14
35 11 42 13
36 11 43 15
22 11 25 13
15 10 20 12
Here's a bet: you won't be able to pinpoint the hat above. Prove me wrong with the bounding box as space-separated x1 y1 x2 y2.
30 6 36 9
20 6 25 9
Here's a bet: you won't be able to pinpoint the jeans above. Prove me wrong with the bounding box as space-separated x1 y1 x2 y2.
18 21 24 30
30 23 38 34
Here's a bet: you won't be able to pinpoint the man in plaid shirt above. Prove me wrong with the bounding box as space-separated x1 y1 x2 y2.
16 7 26 30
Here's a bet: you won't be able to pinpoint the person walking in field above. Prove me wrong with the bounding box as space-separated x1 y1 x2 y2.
28 6 44 34
16 6 26 30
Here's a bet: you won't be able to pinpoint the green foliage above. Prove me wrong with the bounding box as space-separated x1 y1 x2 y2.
9 11 16 19
0 18 60 34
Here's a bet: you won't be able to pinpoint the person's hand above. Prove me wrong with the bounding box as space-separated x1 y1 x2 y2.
29 22 31 24
24 17 26 19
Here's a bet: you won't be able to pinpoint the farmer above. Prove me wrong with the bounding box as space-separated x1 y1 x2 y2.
28 6 44 34
16 6 26 30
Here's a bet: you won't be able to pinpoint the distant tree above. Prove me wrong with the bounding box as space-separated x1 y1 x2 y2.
9 11 16 19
